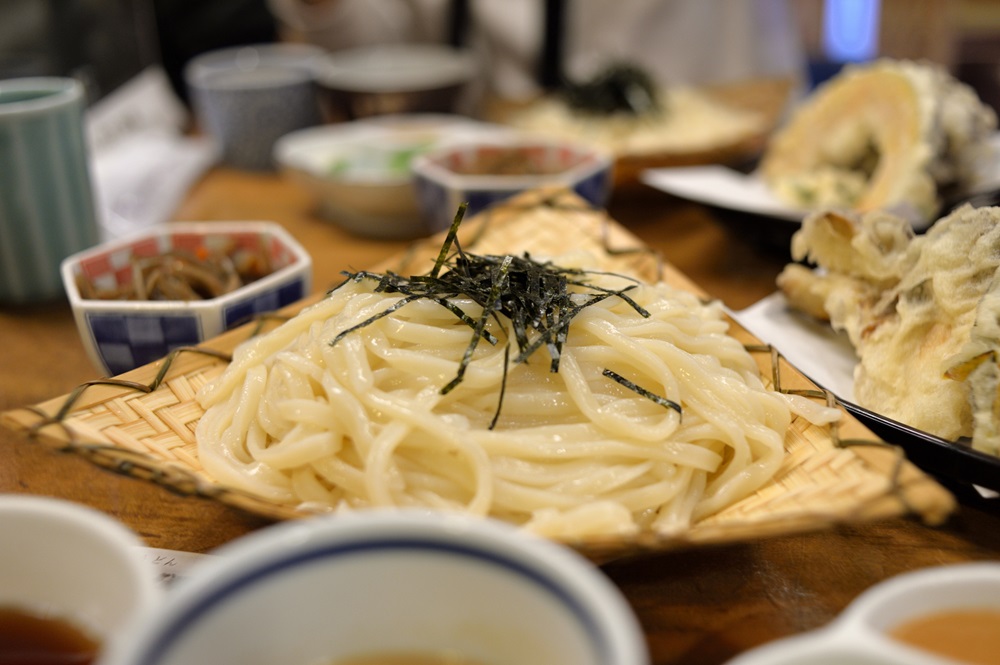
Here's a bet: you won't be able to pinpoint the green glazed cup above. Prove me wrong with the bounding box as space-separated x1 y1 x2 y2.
0 77 100 304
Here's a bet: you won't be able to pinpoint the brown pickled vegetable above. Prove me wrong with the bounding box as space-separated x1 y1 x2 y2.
448 149 578 176
76 240 273 301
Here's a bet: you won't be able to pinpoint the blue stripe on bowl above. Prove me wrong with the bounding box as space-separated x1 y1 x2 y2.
137 538 610 665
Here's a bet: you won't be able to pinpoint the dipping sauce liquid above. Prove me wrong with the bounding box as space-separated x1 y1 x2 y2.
888 609 1000 665
0 606 99 665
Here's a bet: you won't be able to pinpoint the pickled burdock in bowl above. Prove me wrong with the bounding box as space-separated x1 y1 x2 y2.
61 221 311 376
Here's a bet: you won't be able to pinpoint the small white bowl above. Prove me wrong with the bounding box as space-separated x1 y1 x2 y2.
97 510 650 665
411 139 614 232
0 495 161 660
726 562 1000 665
274 114 517 239
61 221 311 376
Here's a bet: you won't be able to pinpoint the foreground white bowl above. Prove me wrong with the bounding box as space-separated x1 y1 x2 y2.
98 511 649 665
726 562 1000 665
61 221 311 376
0 495 161 659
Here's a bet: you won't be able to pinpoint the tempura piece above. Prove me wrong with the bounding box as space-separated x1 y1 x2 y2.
761 59 995 226
778 204 1000 451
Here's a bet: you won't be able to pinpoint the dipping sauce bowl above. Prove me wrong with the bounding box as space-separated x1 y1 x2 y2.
97 510 650 665
726 561 1000 665
0 495 161 663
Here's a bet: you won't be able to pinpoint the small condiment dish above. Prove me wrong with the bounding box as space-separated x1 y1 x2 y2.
725 561 1000 665
411 139 614 232
273 114 516 239
61 221 311 376
0 494 161 661
96 510 650 665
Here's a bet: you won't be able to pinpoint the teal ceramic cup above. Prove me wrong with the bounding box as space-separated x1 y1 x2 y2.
0 77 101 304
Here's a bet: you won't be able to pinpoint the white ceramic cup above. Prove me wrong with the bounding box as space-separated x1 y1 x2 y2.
0 494 162 658
185 44 324 171
0 77 101 304
98 510 650 665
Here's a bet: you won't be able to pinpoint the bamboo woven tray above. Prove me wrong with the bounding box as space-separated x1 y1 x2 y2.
2 188 955 562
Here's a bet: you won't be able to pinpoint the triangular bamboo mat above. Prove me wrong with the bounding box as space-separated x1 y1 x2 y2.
1 188 955 562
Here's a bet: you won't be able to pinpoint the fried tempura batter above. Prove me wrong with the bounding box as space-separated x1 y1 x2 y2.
777 204 1000 455
761 59 996 227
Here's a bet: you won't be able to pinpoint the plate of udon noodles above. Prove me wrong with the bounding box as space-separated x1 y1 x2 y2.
3 188 954 562
494 77 794 189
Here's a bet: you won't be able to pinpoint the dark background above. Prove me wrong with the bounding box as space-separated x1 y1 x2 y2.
0 0 277 105
2 0 1000 112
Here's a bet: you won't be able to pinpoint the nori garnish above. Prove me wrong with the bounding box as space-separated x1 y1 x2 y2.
330 204 680 427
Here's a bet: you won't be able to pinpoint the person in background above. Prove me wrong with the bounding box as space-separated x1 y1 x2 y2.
265 0 808 112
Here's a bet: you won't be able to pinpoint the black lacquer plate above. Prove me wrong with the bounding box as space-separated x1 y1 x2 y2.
841 400 1000 493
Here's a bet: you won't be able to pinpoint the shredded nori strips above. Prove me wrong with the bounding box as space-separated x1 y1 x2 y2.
603 369 682 417
560 62 661 116
330 204 680 427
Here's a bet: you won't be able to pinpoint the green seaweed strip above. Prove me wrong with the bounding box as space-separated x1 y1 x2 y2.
430 202 468 279
441 255 513 395
602 368 682 417
329 295 421 347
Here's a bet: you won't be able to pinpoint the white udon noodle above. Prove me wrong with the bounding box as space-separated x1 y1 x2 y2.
195 266 839 538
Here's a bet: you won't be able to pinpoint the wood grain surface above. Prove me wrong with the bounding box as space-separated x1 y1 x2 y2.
1 167 998 665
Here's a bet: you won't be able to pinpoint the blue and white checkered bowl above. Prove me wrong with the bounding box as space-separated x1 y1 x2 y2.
96 510 649 665
61 221 311 376
411 139 614 233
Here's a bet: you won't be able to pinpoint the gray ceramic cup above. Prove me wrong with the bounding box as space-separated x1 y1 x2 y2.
185 44 324 171
0 77 101 304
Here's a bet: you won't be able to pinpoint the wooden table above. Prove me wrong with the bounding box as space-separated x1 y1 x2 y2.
2 168 998 664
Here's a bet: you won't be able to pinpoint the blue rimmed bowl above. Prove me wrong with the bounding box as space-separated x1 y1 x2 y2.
61 221 311 376
96 510 649 665
411 139 614 232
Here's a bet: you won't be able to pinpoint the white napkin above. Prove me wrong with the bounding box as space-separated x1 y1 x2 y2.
85 66 217 241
